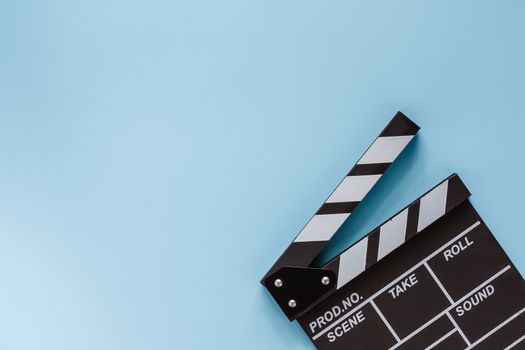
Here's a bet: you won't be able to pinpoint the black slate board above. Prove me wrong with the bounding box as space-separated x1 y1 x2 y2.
298 201 525 350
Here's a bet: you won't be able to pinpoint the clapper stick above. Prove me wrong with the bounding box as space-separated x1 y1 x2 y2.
261 113 471 320
263 112 420 282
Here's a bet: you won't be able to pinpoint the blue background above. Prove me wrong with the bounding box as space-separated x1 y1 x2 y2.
1 1 524 349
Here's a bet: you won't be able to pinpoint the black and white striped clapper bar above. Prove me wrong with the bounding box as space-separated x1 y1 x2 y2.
262 112 525 350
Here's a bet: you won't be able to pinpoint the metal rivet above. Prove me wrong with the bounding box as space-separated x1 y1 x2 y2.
321 276 330 285
288 299 297 308
274 279 283 288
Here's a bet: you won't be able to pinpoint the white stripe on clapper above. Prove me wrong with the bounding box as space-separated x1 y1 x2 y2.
294 213 350 242
417 180 448 232
377 208 409 260
337 238 368 289
326 174 381 203
358 136 414 165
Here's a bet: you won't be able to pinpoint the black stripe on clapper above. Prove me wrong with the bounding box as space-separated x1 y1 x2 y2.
446 175 471 211
405 201 421 240
366 228 380 268
381 111 420 136
349 163 391 176
316 202 359 215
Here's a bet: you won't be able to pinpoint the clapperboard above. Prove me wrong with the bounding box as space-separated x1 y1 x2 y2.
262 113 525 350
